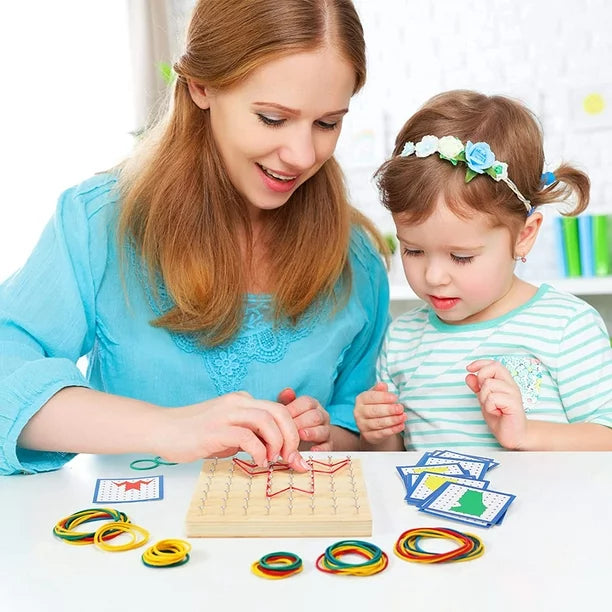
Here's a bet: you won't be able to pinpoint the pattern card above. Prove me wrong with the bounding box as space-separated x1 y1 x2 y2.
407 472 489 506
396 463 468 496
418 482 515 528
432 450 499 470
417 454 491 480
93 475 164 503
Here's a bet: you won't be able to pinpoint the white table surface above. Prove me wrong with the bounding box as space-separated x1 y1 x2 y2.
3 451 611 612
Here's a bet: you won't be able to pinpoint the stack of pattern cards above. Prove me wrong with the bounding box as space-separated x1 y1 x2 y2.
396 450 515 528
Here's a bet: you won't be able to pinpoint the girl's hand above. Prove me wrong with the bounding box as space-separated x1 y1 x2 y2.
277 387 332 452
465 359 528 449
152 391 310 471
354 382 406 445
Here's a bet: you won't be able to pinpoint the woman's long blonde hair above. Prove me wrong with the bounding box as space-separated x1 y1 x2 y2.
118 0 382 346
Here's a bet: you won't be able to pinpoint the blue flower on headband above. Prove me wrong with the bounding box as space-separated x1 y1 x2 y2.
415 135 439 157
400 141 415 156
464 141 496 176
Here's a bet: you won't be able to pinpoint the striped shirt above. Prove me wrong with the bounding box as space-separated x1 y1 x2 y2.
377 284 612 450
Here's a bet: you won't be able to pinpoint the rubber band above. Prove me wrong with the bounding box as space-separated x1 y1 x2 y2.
53 508 130 545
394 527 484 564
141 539 192 568
93 521 150 552
130 456 178 471
315 540 388 576
233 457 351 498
251 552 303 579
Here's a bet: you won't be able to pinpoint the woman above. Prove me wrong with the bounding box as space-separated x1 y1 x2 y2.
0 0 389 475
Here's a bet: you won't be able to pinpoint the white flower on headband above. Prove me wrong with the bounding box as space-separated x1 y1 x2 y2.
415 135 439 157
400 141 415 156
397 134 532 213
438 136 464 162
490 161 508 182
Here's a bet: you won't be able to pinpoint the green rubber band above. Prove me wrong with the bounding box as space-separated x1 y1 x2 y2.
259 552 302 572
141 553 191 568
324 540 382 569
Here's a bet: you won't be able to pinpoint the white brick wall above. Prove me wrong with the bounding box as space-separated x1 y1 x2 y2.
335 0 612 288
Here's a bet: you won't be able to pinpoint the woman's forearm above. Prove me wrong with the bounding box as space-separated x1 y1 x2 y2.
17 386 161 455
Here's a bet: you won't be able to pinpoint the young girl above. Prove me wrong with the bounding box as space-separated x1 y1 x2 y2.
0 0 390 475
355 89 612 452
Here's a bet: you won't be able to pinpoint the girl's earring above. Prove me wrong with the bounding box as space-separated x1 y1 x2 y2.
514 255 527 263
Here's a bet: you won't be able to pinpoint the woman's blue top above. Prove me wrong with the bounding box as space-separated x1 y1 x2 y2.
0 173 389 474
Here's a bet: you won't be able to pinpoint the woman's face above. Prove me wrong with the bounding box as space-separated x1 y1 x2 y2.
189 46 355 221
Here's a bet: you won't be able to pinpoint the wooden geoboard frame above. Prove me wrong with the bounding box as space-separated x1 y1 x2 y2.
185 456 372 537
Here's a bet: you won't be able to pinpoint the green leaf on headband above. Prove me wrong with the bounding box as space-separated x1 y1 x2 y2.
465 168 478 183
484 166 498 179
439 154 458 165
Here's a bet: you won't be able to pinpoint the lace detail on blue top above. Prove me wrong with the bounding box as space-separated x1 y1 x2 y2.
201 298 321 394
132 252 324 394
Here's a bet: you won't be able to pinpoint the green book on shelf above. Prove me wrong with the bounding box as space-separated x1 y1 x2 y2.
560 217 581 277
593 214 612 276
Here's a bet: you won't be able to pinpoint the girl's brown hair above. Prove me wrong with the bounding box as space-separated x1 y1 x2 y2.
118 0 381 346
376 90 590 236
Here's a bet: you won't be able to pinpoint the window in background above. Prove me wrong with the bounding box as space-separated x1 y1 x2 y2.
0 1 134 281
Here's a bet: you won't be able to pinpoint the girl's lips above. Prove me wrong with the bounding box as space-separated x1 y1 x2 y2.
429 295 460 310
256 163 298 193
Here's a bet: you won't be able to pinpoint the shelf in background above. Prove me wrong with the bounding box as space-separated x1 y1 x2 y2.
390 276 612 302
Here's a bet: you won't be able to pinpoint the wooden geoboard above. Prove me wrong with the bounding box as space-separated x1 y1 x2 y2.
185 456 372 537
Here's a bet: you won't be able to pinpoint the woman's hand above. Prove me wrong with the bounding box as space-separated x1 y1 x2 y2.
152 391 310 471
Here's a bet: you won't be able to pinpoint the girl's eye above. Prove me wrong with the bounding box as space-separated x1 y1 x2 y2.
402 248 422 257
257 114 285 128
451 254 474 264
316 120 339 131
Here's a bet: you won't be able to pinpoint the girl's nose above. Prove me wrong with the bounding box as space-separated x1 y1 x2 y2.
424 260 451 286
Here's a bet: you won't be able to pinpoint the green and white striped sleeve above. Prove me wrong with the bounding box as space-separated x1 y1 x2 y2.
555 305 612 427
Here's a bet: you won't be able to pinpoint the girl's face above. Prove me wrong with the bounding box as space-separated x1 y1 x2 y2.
395 198 520 324
189 46 355 222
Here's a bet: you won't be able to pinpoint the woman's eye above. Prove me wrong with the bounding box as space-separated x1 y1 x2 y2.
316 120 339 131
256 114 285 127
451 254 474 264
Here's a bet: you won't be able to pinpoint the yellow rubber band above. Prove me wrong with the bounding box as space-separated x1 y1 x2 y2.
94 521 150 552
250 560 303 579
141 539 192 567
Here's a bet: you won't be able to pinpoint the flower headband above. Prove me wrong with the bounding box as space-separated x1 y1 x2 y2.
399 135 532 213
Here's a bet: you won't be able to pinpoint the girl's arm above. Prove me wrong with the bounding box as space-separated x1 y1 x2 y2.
359 432 405 451
468 303 612 451
521 421 612 451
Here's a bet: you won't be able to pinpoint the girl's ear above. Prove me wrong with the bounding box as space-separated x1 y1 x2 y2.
514 211 543 258
187 79 211 109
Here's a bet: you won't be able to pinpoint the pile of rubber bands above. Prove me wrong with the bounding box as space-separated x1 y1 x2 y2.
394 527 484 563
142 539 192 568
53 507 190 568
316 540 388 576
251 552 303 579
